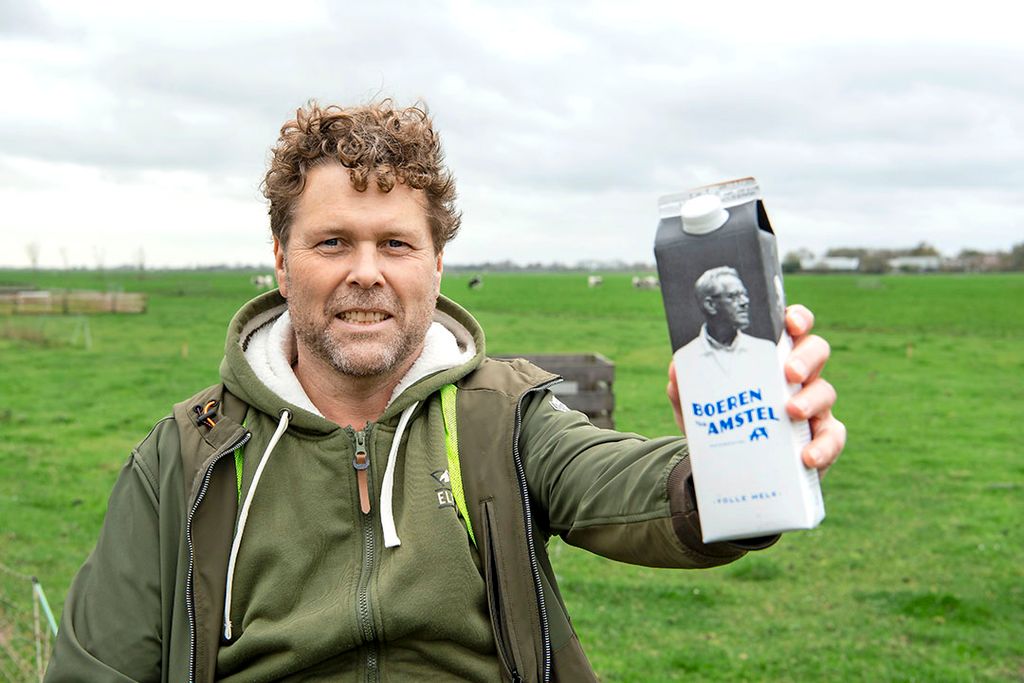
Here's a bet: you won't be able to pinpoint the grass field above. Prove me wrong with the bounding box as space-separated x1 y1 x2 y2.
1 270 1021 681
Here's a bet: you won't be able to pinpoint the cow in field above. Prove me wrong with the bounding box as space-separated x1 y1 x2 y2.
251 274 275 289
632 276 659 290
587 276 603 288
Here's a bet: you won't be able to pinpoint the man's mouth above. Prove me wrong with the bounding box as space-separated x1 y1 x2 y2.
337 310 391 324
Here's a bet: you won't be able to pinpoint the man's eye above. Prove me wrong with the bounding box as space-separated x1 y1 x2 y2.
321 238 340 247
386 239 408 249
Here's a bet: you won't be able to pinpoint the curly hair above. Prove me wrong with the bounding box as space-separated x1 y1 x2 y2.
262 100 461 252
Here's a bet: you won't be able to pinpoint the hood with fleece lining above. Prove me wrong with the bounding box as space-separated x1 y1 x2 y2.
216 289 490 640
219 289 487 432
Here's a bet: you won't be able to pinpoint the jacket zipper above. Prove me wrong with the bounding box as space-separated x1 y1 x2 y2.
187 431 251 683
352 426 379 682
353 428 371 514
513 380 561 683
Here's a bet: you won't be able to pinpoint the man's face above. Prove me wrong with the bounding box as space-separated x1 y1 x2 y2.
274 162 443 380
711 275 750 330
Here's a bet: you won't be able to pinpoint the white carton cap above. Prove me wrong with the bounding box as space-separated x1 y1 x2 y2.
680 194 730 234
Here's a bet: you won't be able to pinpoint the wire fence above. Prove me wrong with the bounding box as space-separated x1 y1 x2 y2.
0 563 57 683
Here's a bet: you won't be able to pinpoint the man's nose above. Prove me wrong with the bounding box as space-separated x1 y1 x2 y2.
345 244 385 288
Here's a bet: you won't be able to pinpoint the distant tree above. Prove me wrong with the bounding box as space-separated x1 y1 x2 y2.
781 251 802 274
826 247 868 258
954 248 983 272
26 242 41 270
1006 242 1024 271
860 253 888 274
909 241 941 256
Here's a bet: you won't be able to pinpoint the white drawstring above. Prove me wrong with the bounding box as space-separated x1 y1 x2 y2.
223 408 291 641
381 401 419 548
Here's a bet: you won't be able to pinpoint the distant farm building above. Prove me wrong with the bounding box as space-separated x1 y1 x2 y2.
799 255 861 272
888 256 941 272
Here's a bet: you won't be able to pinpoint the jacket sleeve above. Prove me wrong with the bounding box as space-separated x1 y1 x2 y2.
520 391 777 569
45 427 172 682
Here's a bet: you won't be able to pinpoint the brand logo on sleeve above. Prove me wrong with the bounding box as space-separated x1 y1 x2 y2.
431 469 455 509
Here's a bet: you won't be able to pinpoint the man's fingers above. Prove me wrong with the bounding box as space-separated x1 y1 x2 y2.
787 377 836 420
802 413 847 474
666 362 685 433
666 372 681 412
785 304 814 338
785 334 830 384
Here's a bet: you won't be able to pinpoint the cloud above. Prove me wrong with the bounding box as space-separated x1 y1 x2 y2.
0 0 56 37
0 0 1021 267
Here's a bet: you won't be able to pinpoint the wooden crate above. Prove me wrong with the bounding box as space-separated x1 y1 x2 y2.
496 353 615 429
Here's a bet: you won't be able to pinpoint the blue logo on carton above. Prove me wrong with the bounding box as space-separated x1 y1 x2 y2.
691 388 779 440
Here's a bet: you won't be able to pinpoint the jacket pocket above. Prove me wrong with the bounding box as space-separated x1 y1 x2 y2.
481 499 523 682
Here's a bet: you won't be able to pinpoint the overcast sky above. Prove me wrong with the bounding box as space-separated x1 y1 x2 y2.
1 0 1021 268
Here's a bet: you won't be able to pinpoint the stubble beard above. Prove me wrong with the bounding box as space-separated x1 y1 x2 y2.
289 281 435 380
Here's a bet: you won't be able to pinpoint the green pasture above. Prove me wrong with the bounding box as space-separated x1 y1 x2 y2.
1 270 1021 681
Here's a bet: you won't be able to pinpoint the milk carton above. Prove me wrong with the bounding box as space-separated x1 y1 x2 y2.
653 177 824 542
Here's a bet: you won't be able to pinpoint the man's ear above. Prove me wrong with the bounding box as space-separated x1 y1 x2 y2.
273 237 288 297
700 296 717 317
433 249 444 298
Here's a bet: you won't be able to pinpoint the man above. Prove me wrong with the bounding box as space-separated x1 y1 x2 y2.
46 101 845 682
674 266 782 380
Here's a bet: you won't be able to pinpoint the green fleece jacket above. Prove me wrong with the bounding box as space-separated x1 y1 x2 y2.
46 292 770 682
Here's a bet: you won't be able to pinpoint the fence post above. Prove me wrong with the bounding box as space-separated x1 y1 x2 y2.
32 580 57 637
33 583 42 681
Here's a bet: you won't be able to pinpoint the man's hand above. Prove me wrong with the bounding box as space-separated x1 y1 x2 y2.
780 304 846 476
666 304 847 476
